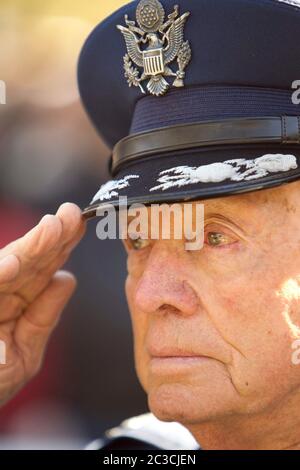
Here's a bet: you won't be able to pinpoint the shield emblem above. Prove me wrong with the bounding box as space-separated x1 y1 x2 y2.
143 48 164 76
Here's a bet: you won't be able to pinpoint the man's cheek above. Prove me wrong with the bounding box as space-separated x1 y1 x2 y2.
220 288 275 335
211 279 284 362
220 282 297 379
212 278 254 323
216 262 277 319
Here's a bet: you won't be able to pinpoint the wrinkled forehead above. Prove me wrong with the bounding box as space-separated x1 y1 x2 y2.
121 184 300 246
122 190 272 237
125 184 289 217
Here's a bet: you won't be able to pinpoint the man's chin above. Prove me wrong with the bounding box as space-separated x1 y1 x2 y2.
147 382 234 425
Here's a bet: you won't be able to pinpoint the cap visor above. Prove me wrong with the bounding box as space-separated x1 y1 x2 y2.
82 145 300 219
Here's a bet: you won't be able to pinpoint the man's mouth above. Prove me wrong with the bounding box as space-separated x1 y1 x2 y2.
147 346 213 371
147 345 206 358
149 356 212 375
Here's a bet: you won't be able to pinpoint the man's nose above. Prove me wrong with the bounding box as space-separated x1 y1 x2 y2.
134 246 199 316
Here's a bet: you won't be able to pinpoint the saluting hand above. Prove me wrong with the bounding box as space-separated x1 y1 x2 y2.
0 203 86 407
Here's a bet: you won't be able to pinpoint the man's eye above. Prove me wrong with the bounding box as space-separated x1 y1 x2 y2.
206 232 235 247
128 237 150 251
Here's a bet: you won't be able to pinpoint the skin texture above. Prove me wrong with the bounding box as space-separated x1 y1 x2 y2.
0 203 86 407
123 180 300 450
1 181 300 449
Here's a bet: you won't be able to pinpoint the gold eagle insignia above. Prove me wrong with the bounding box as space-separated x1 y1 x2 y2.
117 0 192 96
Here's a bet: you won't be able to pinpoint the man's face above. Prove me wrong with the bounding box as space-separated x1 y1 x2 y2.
122 181 300 426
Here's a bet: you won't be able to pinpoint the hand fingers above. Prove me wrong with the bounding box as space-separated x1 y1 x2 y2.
0 203 83 266
0 203 84 297
56 202 85 247
14 270 77 377
0 255 20 284
61 219 86 256
0 246 74 324
16 210 86 304
17 202 84 262
0 215 63 294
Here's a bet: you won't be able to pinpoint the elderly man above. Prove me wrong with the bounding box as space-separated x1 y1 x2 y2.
1 0 300 450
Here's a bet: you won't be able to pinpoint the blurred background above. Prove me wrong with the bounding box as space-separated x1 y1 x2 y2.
0 0 148 449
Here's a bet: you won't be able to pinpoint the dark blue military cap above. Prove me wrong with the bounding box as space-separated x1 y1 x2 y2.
78 0 300 218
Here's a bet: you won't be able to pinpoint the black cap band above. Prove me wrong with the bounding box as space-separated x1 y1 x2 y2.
112 116 300 174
